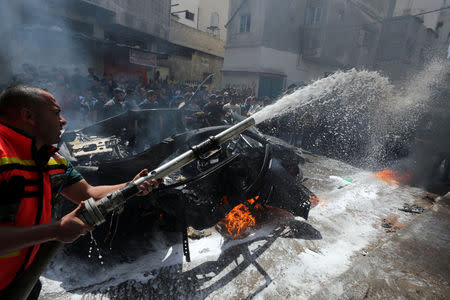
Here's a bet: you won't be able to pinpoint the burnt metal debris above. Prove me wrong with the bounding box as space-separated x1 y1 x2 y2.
398 203 425 214
56 109 313 260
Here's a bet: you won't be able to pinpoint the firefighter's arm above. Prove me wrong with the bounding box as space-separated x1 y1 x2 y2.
61 169 158 204
0 203 93 256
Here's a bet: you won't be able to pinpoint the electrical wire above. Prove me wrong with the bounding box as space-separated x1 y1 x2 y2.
302 6 450 32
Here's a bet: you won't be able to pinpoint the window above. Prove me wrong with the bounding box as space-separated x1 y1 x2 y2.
357 30 373 48
307 5 323 25
185 11 195 21
239 14 251 33
337 9 344 21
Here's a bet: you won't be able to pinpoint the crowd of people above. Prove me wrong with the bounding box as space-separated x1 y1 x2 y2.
4 64 275 130
2 64 382 160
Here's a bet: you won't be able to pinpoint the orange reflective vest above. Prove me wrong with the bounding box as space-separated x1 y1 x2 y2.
0 122 68 290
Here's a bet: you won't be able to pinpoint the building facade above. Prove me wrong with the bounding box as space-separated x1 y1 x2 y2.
157 16 226 87
393 0 443 29
374 15 439 80
393 0 450 59
0 0 171 84
222 0 397 99
171 0 229 41
161 0 229 87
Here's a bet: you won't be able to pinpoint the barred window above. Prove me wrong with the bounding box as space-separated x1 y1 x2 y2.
239 14 251 33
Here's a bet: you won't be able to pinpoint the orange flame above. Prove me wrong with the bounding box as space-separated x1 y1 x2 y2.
309 195 329 208
309 195 320 208
217 196 261 238
374 170 412 185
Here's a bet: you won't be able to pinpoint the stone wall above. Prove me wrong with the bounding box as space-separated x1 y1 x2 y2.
159 51 223 88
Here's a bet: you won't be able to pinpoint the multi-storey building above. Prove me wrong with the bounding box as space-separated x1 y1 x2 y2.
171 0 229 41
222 0 397 98
393 0 450 59
162 0 229 87
0 0 171 83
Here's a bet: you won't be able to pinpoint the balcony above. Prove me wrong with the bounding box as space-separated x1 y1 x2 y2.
169 19 225 58
78 0 170 39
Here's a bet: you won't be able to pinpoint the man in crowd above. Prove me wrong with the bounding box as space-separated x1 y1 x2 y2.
138 90 159 109
203 94 224 126
87 67 100 82
158 88 169 108
92 89 108 123
246 96 262 116
124 88 138 110
103 87 126 119
223 93 242 116
135 90 163 150
79 88 97 124
0 85 158 299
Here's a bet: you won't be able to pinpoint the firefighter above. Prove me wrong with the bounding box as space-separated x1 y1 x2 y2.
0 85 158 299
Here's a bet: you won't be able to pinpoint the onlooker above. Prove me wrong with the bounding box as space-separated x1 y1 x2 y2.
3 64 264 135
92 89 108 123
246 96 262 116
87 67 100 82
138 90 159 109
223 93 242 116
124 88 138 110
203 94 224 126
103 87 126 119
184 95 202 112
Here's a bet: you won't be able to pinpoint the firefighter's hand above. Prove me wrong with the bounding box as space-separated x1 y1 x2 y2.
56 202 94 243
132 169 162 196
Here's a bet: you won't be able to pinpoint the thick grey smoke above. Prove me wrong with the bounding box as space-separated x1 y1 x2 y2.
253 58 449 190
0 0 94 84
385 59 450 189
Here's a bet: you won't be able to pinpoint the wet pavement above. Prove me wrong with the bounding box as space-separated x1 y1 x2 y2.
311 192 450 300
40 153 450 299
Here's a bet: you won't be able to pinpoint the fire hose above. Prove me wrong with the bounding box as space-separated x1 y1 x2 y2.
4 116 256 300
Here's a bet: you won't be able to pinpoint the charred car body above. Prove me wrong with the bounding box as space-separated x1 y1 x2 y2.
57 109 313 258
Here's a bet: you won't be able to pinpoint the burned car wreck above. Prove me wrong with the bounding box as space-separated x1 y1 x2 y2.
57 109 313 259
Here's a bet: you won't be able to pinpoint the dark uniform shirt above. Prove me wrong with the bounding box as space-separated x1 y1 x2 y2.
103 98 124 119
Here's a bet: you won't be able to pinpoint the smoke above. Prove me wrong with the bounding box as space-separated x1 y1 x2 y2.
252 58 449 190
382 58 450 189
0 0 95 85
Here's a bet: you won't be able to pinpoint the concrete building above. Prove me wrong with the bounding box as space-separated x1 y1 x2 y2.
171 0 229 41
393 0 444 29
156 16 226 87
375 15 439 80
437 3 450 59
374 0 450 79
157 0 229 87
0 0 171 83
393 0 450 59
222 0 395 99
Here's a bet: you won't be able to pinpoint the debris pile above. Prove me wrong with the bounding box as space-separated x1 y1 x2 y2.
381 214 405 233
